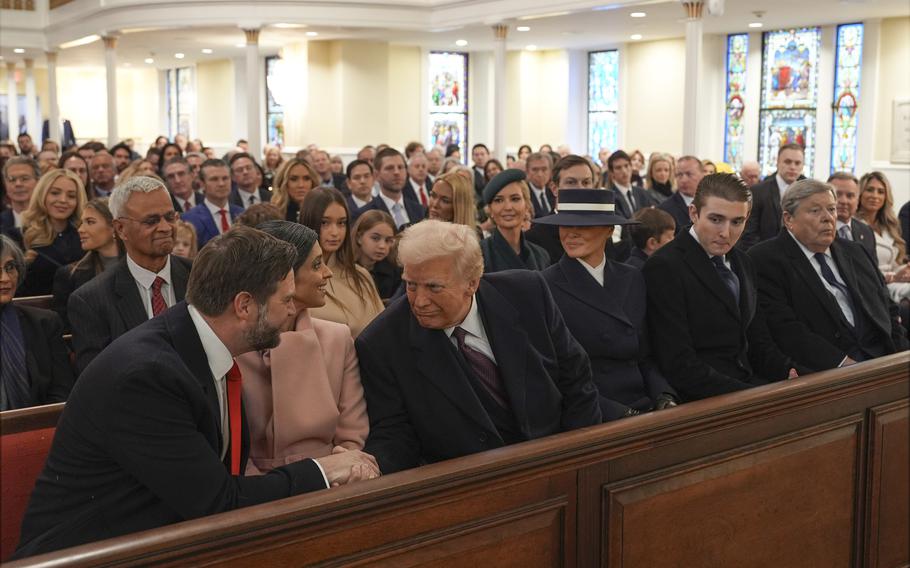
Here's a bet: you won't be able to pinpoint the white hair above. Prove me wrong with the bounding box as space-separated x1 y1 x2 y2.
398 220 483 280
109 175 167 218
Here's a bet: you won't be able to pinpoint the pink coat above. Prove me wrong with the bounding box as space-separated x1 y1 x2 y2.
236 310 369 475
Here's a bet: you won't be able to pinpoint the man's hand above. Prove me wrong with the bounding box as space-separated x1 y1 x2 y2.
787 368 799 379
654 394 678 410
315 446 381 487
841 356 858 367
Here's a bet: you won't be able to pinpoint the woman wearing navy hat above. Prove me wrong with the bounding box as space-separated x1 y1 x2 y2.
479 169 550 273
534 189 679 420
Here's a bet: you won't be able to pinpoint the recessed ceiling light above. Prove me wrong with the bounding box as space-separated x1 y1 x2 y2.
201 48 213 54
455 39 468 46
630 34 643 40
144 57 155 64
748 22 763 28
13 48 25 54
630 12 646 18
516 26 531 32
306 31 319 37
273 23 307 29
175 53 185 59
526 44 538 51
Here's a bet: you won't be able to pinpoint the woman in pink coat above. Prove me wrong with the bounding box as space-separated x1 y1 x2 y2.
237 220 372 475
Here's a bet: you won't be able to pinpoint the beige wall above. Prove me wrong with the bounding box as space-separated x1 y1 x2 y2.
387 45 422 148
503 49 571 150
196 59 235 147
874 16 910 162
623 37 686 157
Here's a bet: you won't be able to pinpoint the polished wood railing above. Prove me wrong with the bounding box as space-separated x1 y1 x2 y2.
5 352 908 567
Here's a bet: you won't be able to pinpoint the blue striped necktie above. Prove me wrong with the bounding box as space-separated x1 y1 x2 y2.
1 305 31 410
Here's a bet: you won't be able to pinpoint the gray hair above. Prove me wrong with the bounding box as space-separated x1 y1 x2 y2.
3 156 40 180
781 178 836 217
0 234 27 287
186 152 206 161
398 220 483 281
109 175 167 218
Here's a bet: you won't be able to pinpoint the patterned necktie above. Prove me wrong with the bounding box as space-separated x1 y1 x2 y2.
0 306 31 410
452 326 509 409
391 202 407 228
838 225 853 241
711 256 740 306
226 362 242 475
814 252 856 326
218 209 230 233
151 276 167 317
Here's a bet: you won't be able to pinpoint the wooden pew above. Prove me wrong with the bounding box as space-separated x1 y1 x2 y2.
11 296 54 311
5 353 908 567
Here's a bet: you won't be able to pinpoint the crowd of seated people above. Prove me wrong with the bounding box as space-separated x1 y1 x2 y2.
0 132 908 559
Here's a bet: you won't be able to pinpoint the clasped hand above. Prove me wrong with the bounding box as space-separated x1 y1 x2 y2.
315 446 381 487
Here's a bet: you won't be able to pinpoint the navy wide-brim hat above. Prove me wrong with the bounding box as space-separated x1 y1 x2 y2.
483 168 527 205
532 188 639 227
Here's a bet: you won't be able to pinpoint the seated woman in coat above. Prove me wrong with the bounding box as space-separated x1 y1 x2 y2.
235 220 374 476
480 169 549 273
534 189 679 420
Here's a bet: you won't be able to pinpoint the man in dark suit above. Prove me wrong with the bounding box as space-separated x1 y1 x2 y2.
183 159 244 248
643 173 799 402
357 220 602 474
526 152 556 218
1 156 39 234
749 179 908 372
606 150 655 220
228 153 271 209
162 156 204 213
355 147 425 230
471 143 490 199
657 155 703 234
406 152 432 208
69 176 192 374
738 143 806 250
14 227 378 559
828 171 876 262
312 149 348 193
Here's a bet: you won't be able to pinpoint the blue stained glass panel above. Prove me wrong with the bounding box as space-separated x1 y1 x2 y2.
587 50 619 162
759 109 816 177
428 52 468 161
724 34 749 170
830 23 863 174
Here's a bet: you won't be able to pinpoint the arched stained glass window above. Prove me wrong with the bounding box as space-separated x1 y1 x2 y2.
723 34 749 171
830 23 864 174
428 52 468 162
587 50 619 163
758 27 821 177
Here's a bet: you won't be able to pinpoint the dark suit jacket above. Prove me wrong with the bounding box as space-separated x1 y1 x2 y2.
229 186 272 209
15 303 326 558
529 186 556 218
181 201 245 248
52 262 101 332
657 192 691 234
625 247 648 269
68 256 192 374
0 208 15 235
355 194 426 229
473 168 486 198
739 173 806 250
748 231 908 371
544 256 676 419
480 229 549 273
5 304 74 409
899 201 910 247
406 178 431 206
642 230 794 401
840 217 877 263
170 191 205 214
609 183 656 219
357 270 602 473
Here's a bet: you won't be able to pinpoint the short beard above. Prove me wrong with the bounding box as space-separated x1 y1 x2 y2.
243 302 282 351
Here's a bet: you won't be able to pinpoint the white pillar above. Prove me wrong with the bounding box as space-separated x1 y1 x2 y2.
103 35 119 147
23 59 39 141
492 24 508 162
244 28 263 162
6 62 19 138
681 1 704 156
46 51 61 144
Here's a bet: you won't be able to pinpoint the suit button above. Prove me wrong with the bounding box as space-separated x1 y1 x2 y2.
479 433 488 444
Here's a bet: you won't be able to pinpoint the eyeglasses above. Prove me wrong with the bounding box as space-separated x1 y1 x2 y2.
5 175 35 184
118 211 179 227
2 261 20 275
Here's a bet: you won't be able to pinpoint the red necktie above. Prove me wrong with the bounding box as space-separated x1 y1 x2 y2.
419 186 428 207
219 209 230 233
150 276 167 317
226 362 242 475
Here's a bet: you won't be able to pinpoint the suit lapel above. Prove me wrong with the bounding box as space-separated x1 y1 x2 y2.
781 232 847 326
113 262 150 331
171 256 189 301
830 240 874 327
554 256 632 326
729 249 756 323
612 187 632 218
679 232 740 319
769 176 782 224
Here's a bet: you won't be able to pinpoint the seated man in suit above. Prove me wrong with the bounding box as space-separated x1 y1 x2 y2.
14 227 378 559
828 171 876 262
162 156 204 213
355 147 425 230
357 220 602 474
739 160 761 187
739 143 805 250
182 158 244 248
229 153 272 209
1 157 40 235
526 152 556 218
68 176 193 374
748 179 908 372
626 207 676 269
471 143 490 199
346 159 376 212
657 155 703 233
312 149 348 192
643 173 799 402
606 150 655 220
406 152 432 208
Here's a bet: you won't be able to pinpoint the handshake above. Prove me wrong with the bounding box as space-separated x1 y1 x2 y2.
315 446 382 487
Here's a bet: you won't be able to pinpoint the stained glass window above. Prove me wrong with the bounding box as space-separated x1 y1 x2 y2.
166 67 194 139
758 27 821 177
265 56 285 147
830 23 863 174
723 34 748 171
428 52 468 161
587 50 619 163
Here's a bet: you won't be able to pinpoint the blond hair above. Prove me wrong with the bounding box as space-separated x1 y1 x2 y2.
22 169 87 248
271 158 319 219
433 171 478 230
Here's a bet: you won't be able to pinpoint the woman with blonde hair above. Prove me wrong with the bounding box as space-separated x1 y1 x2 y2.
645 153 675 200
856 171 910 303
271 158 320 222
117 159 156 184
427 171 478 231
12 169 86 296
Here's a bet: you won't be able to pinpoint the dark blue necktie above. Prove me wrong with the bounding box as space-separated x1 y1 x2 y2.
453 326 510 409
1 305 31 410
711 256 740 306
814 252 856 326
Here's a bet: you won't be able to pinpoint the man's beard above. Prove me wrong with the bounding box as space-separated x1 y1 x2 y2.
243 302 282 351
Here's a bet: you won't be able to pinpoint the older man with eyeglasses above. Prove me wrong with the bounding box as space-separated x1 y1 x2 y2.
68 175 193 374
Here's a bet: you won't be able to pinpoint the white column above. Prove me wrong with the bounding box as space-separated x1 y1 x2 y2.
23 59 39 140
492 24 508 162
681 1 704 156
103 35 119 147
6 62 19 138
244 28 263 162
46 51 61 144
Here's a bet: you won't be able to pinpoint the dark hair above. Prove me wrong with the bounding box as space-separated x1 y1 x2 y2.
525 152 552 170
158 143 183 174
778 143 805 157
235 203 282 228
827 171 858 185
256 220 319 272
404 141 424 159
17 132 32 141
553 154 595 186
445 144 460 158
163 156 189 170
110 142 132 157
629 208 676 249
471 143 489 153
607 150 631 172
71 198 125 277
346 159 374 179
517 144 532 156
373 147 405 172
82 141 106 152
198 158 229 181
186 226 296 317
57 151 88 171
352 209 399 266
692 173 752 212
483 159 504 181
229 152 258 170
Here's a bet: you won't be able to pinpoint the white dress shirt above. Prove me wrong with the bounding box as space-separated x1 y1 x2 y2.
126 254 176 318
577 255 607 286
530 184 550 214
205 200 233 234
12 209 23 228
380 192 411 225
681 193 695 207
615 182 635 211
688 226 732 269
775 174 791 202
445 295 497 364
187 304 234 461
236 188 258 209
409 178 429 204
350 195 370 209
176 194 197 212
788 231 855 327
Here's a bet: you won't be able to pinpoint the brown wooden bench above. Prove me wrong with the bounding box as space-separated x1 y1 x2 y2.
10 296 54 311
4 353 909 567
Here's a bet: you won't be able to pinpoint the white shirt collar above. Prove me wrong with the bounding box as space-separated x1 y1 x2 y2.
12 210 23 228
576 256 606 286
380 191 403 209
186 304 234 385
205 199 229 216
615 182 632 193
126 254 172 290
351 195 370 209
681 193 695 207
775 173 790 197
687 226 731 268
444 294 483 340
836 219 850 232
788 229 830 261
